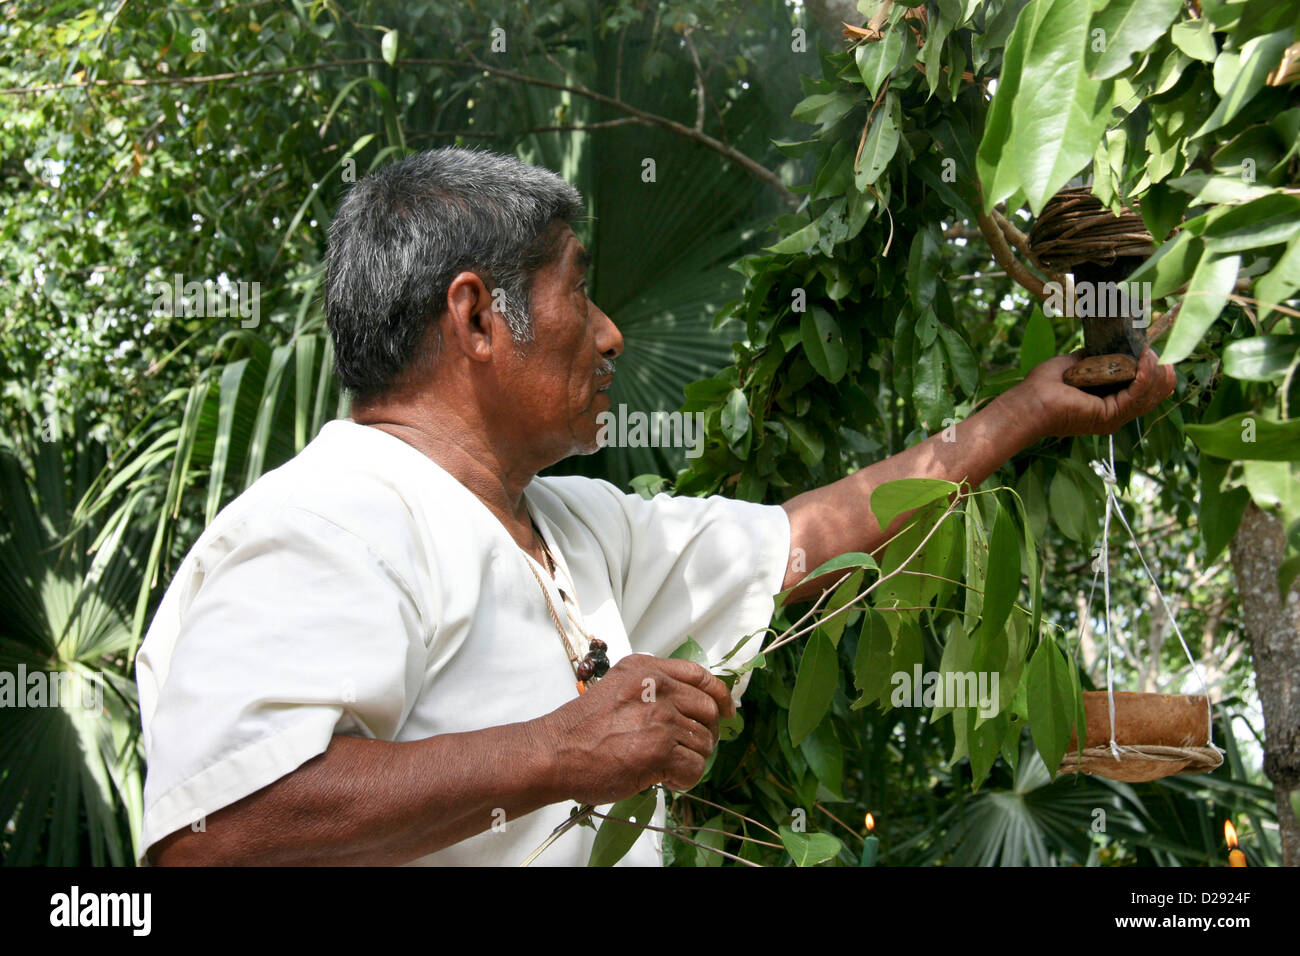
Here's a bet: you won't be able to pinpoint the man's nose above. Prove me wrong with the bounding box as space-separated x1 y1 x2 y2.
591 299 623 359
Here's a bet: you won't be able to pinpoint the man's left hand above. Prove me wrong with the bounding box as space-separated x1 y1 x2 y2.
1011 348 1176 440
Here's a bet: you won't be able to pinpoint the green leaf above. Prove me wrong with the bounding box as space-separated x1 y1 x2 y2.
969 712 1005 789
1166 173 1274 207
1025 637 1075 779
1170 18 1217 61
1020 305 1056 372
1256 233 1300 320
1140 182 1190 243
876 504 955 608
719 388 751 446
779 826 843 866
908 226 942 313
1161 253 1241 364
1186 413 1300 460
939 323 979 395
718 711 744 743
913 345 949 431
871 477 960 529
889 617 926 706
1203 194 1300 254
1223 336 1300 382
788 630 839 746
932 625 976 722
1198 456 1250 562
855 92 901 188
588 789 658 867
800 551 881 583
975 501 1021 651
821 570 864 646
800 306 848 383
669 637 709 666
852 608 894 710
1049 468 1087 542
1193 28 1295 139
783 416 825 467
1129 230 1204 300
766 219 820 255
792 89 859 128
856 28 903 98
800 720 845 799
1086 0 1183 80
976 0 1033 209
1242 460 1300 512
1012 0 1114 213
381 29 398 66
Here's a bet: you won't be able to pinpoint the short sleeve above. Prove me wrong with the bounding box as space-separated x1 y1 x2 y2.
135 506 429 862
536 477 791 676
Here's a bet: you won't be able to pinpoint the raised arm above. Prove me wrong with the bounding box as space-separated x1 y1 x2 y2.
779 351 1175 601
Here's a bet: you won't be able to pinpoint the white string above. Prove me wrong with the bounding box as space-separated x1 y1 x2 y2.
1082 434 1221 762
1093 441 1122 761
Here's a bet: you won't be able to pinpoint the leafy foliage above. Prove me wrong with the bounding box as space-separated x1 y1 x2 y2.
644 0 1295 864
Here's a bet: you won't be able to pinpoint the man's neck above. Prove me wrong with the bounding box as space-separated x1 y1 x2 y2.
350 401 540 540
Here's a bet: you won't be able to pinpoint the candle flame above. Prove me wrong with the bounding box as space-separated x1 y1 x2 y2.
1224 819 1239 849
865 813 876 832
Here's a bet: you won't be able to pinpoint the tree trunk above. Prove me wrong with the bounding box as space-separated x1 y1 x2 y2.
1229 503 1300 866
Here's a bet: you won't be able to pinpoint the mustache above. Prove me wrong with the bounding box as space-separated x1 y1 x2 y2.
596 359 617 378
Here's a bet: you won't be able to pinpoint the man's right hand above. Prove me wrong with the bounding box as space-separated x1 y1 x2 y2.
533 654 736 806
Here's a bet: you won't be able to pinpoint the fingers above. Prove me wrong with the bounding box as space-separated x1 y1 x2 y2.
1117 349 1175 419
657 657 736 719
665 658 738 717
673 713 718 757
660 743 707 792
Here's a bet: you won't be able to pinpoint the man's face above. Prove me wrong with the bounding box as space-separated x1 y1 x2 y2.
494 227 623 463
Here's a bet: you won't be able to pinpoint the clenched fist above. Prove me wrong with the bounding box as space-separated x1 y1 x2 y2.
533 654 735 807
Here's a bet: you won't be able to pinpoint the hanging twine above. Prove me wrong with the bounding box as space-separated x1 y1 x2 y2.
1075 435 1223 766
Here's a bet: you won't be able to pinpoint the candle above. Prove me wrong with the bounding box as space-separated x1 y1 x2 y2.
1224 820 1247 867
859 812 879 867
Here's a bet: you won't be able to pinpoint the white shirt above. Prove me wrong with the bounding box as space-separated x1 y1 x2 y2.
136 419 790 865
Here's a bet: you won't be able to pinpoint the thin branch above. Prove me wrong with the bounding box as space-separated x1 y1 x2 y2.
992 207 1054 281
762 497 965 656
518 804 594 866
974 194 1047 302
761 775 867 846
447 50 798 207
1 54 798 206
683 27 707 132
1145 301 1179 343
671 790 783 840
517 118 641 134
670 822 783 850
588 810 763 866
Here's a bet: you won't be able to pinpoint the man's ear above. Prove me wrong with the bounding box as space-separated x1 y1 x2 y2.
443 271 500 362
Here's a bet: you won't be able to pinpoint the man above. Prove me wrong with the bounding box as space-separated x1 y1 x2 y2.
138 147 1173 866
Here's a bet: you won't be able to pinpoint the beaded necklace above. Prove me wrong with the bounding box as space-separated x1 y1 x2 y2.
524 520 609 694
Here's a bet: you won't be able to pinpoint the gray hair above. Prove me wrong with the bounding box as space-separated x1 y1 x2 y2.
325 147 585 399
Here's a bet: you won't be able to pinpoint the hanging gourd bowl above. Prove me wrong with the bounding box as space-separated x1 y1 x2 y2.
1058 691 1223 782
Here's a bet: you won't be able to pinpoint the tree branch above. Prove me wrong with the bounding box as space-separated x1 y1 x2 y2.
1 54 798 208
974 203 1047 301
